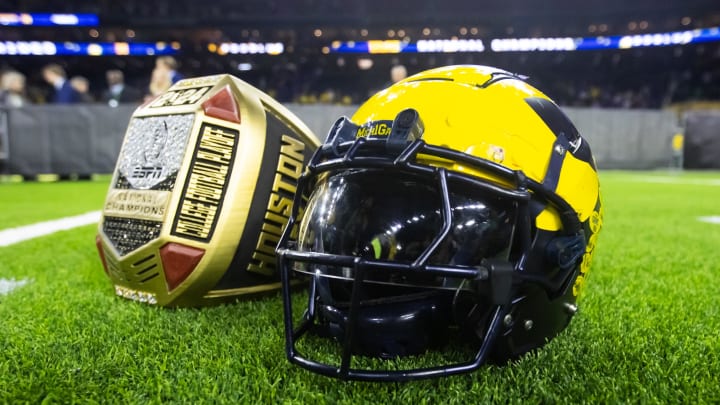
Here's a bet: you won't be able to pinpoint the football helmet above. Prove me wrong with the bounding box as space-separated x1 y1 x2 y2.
277 65 602 381
96 74 320 307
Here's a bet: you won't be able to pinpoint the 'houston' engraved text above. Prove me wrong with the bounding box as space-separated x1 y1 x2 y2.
247 134 305 276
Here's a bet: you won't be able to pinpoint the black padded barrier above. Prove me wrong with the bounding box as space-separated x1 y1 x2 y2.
684 111 720 169
2 105 136 176
0 104 694 175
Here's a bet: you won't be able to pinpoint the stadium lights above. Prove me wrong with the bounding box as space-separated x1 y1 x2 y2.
329 38 485 54
490 37 575 52
2 27 717 57
208 42 284 55
0 13 98 26
0 41 179 56
327 26 720 54
417 39 485 52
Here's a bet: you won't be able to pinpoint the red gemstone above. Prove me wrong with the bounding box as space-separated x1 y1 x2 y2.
159 243 205 291
202 85 241 123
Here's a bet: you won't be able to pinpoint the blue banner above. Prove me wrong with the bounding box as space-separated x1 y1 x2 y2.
0 41 180 56
0 13 98 26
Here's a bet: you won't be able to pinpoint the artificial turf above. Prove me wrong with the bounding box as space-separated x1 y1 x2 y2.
0 175 111 229
0 171 718 403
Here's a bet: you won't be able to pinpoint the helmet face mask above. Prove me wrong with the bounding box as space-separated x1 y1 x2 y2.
295 168 524 361
277 65 602 381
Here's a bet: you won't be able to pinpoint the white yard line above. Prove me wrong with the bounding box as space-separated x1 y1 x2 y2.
698 216 720 225
0 211 101 247
0 278 30 295
0 211 101 297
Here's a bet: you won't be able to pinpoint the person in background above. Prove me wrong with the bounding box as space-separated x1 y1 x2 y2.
101 69 142 106
42 63 81 104
70 76 95 103
0 70 29 107
155 56 183 84
371 64 409 97
146 65 173 102
390 64 408 84
670 132 684 171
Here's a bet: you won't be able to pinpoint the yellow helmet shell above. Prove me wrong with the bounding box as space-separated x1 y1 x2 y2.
351 65 600 232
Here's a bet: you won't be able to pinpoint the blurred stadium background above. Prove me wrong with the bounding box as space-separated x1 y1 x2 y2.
0 0 719 106
2 0 720 177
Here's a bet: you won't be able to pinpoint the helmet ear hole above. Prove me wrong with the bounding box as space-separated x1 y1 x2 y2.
546 234 586 271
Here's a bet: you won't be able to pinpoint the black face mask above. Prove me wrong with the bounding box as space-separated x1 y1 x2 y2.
293 169 516 357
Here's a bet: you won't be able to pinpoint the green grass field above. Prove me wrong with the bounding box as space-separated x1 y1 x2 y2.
1 171 719 403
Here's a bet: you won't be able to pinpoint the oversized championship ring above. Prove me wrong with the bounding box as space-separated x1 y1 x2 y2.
95 74 320 307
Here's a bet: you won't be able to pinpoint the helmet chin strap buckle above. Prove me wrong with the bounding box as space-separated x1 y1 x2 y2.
482 259 514 306
387 108 424 152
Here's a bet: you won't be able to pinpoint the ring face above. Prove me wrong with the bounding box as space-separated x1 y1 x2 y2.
96 74 319 307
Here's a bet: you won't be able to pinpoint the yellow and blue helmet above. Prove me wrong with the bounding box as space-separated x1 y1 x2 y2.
277 65 603 381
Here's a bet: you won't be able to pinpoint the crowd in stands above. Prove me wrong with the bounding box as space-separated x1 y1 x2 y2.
0 56 186 107
4 42 719 110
